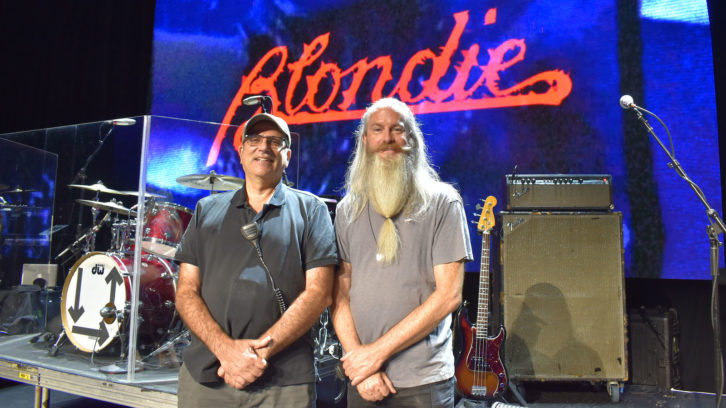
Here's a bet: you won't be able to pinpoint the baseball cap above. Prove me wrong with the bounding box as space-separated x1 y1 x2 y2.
242 113 292 147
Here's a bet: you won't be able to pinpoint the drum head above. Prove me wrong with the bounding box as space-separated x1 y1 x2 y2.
61 252 127 352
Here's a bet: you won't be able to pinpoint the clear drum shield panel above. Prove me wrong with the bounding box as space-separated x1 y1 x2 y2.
0 119 157 379
0 137 58 336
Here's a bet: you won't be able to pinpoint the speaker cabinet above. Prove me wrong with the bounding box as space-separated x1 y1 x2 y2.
500 212 627 381
628 307 680 390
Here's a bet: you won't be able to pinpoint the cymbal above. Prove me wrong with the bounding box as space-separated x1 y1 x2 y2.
76 199 137 216
69 182 122 195
2 187 38 194
117 190 166 198
176 171 243 191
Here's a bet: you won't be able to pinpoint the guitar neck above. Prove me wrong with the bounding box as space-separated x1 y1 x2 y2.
476 231 491 339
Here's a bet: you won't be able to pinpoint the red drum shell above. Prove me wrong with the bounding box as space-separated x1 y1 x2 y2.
141 202 193 258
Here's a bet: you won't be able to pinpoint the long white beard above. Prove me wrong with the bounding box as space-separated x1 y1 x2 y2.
366 153 411 264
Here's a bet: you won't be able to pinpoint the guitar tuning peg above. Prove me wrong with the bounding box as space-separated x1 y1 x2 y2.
475 204 483 211
473 212 480 218
470 220 478 225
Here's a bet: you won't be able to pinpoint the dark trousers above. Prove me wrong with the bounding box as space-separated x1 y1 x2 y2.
347 377 455 408
177 363 315 408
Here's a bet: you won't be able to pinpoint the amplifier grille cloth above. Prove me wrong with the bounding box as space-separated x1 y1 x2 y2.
501 213 627 380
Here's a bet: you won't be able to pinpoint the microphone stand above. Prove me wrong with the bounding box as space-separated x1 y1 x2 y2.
631 106 725 407
55 212 111 261
69 123 115 236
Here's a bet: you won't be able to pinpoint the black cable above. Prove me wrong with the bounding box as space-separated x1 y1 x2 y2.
636 105 675 156
712 273 723 408
241 222 287 315
710 224 724 408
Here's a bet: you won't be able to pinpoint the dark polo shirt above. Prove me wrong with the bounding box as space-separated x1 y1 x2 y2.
174 180 338 386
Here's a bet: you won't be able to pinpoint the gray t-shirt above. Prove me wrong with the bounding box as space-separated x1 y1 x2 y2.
175 181 338 386
335 186 473 388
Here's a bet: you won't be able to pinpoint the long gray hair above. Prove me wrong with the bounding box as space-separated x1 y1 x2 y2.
342 97 456 220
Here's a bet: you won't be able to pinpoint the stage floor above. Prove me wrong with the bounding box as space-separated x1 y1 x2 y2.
0 381 722 407
517 384 721 407
0 333 177 407
0 333 721 407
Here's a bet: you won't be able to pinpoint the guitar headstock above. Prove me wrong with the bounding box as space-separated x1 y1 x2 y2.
474 196 497 234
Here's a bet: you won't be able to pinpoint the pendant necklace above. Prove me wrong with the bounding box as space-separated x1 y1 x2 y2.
367 204 383 262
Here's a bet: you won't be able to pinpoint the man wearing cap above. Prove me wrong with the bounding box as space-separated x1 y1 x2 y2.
175 112 338 407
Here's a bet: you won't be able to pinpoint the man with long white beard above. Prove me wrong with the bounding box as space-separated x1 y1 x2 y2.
331 97 473 407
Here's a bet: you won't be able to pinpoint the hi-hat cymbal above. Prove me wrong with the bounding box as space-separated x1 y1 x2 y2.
76 199 136 216
69 182 123 195
176 171 243 191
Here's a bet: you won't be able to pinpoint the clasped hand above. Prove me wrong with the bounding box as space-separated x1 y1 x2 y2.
341 343 397 401
356 372 396 402
216 336 272 389
341 343 385 386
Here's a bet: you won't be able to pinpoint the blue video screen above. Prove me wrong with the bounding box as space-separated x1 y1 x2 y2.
149 0 719 279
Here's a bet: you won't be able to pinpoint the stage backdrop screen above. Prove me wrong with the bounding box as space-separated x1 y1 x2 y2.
150 0 719 279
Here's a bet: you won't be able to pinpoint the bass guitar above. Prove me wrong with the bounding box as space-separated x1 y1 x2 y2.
455 195 507 399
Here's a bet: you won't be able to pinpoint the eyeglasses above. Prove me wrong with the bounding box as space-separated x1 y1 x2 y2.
244 134 288 150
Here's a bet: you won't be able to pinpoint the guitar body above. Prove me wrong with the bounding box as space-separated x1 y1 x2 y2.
455 296 508 399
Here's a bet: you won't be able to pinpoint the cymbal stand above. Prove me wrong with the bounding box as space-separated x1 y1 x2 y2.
86 196 101 252
208 170 218 195
54 211 111 261
48 330 66 356
142 329 190 363
110 213 127 253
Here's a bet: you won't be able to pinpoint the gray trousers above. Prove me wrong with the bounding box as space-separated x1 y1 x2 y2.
347 377 455 408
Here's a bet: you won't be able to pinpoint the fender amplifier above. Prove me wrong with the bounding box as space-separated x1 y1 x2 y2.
506 174 613 211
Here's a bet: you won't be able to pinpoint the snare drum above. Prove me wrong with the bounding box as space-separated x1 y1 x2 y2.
141 202 193 258
60 252 178 352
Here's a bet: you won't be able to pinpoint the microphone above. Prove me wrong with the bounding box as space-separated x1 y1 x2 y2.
619 95 636 110
106 118 136 126
241 222 261 248
243 95 271 113
243 95 265 106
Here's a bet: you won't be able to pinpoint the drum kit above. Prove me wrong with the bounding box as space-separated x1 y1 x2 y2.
55 171 243 358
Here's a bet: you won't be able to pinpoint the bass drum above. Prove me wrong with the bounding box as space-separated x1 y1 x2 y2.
60 252 178 353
